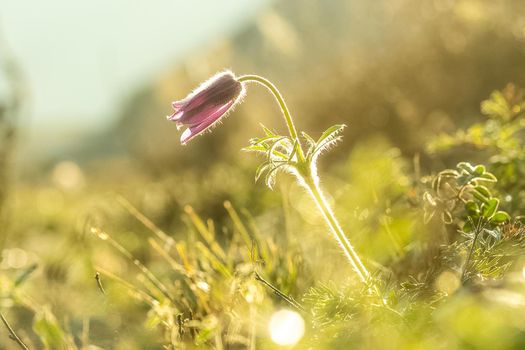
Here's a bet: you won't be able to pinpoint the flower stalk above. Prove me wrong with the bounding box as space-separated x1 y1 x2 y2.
302 176 370 283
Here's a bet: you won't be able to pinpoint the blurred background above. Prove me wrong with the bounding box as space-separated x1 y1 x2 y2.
1 0 525 348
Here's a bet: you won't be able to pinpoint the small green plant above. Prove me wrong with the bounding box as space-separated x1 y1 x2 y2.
428 84 525 214
423 161 510 230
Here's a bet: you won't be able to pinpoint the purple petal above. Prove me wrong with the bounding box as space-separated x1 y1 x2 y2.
172 101 185 109
173 72 243 124
177 102 230 126
167 70 246 144
168 110 184 121
186 72 237 107
180 101 233 144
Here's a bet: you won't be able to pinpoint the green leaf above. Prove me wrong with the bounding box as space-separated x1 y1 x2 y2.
465 201 479 215
288 139 299 161
310 124 346 155
242 144 268 153
302 131 317 157
492 211 510 223
316 124 347 145
311 125 347 160
13 264 38 288
260 123 276 136
265 163 288 189
478 172 497 182
473 185 491 199
267 137 290 162
438 170 459 178
463 220 474 233
255 162 270 182
473 165 486 175
302 131 316 147
253 135 283 145
457 162 475 174
33 308 70 349
482 198 499 219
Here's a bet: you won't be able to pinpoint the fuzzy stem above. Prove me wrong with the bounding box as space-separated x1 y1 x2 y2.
237 75 305 162
303 176 370 283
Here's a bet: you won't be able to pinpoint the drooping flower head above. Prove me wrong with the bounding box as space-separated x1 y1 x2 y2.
167 70 245 144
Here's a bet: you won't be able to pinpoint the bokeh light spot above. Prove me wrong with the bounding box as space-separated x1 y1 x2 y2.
435 270 460 295
268 309 305 346
51 161 85 191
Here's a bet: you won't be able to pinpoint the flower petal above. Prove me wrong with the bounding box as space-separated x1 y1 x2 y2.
177 103 229 126
180 102 233 144
173 72 243 124
167 110 184 121
171 101 185 110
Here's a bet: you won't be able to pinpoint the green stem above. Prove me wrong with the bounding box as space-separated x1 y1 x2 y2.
254 271 304 311
303 176 370 283
237 75 305 162
461 218 483 282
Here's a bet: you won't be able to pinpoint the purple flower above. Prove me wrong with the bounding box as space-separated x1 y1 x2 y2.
167 71 245 144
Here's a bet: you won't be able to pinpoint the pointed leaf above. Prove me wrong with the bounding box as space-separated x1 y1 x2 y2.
288 139 299 161
253 135 283 145
311 136 343 160
260 123 276 136
242 144 268 153
255 162 270 182
268 137 289 163
265 168 277 189
302 131 316 147
302 131 316 158
316 124 346 144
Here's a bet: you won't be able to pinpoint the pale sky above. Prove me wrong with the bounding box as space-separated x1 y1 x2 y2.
1 0 269 134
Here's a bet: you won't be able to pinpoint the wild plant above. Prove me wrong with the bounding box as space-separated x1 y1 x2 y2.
168 71 372 287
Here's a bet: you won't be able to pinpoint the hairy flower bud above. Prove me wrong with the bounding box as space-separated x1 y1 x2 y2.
167 70 245 144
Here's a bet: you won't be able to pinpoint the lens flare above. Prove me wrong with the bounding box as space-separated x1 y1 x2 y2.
268 309 305 346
